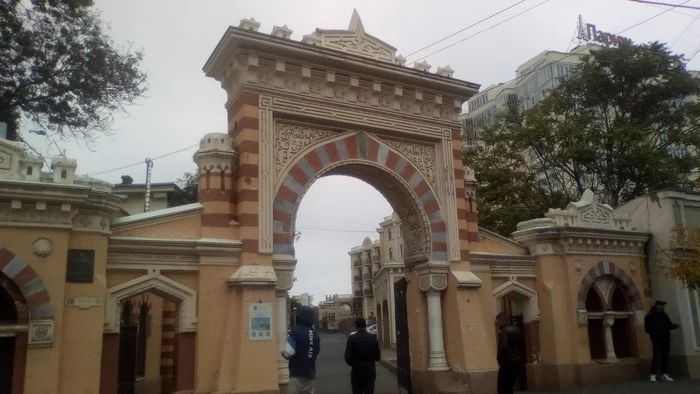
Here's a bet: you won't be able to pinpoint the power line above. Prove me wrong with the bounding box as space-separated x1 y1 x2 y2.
88 143 199 177
619 0 690 34
296 226 377 234
670 9 700 48
628 0 700 11
404 0 527 60
467 1 694 104
410 0 552 66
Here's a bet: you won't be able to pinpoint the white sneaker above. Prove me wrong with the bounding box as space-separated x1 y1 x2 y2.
650 374 657 382
660 374 674 381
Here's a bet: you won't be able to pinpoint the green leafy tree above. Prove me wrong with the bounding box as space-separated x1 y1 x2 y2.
0 0 147 142
168 171 198 207
465 42 700 236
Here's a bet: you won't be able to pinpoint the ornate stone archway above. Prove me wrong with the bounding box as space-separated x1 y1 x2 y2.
272 131 446 264
577 260 643 311
203 10 483 392
493 279 539 322
104 271 197 333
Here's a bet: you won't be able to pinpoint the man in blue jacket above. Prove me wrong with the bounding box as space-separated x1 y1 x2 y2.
281 305 321 393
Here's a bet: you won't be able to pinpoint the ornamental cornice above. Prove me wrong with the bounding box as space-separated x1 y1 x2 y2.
469 253 537 278
234 83 455 140
203 27 478 101
371 263 405 287
512 226 648 257
108 236 242 257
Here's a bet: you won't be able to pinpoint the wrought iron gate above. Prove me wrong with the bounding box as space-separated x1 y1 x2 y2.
117 325 138 394
511 314 527 391
394 278 411 393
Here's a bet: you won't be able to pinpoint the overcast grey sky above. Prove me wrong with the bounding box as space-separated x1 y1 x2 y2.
22 0 700 304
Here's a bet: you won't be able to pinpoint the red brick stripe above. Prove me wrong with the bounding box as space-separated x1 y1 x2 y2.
346 136 359 159
236 189 258 203
466 212 478 221
237 163 258 179
228 92 259 119
460 250 470 261
235 117 259 134
202 214 233 227
273 209 293 223
325 142 340 163
277 184 299 204
237 213 258 227
467 232 480 242
431 221 446 232
198 190 234 203
237 140 259 155
457 208 468 220
432 242 447 252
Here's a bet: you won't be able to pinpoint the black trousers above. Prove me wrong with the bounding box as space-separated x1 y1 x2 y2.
497 363 520 394
650 339 670 375
350 368 376 394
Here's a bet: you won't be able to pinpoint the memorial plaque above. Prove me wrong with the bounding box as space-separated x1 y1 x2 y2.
66 249 95 283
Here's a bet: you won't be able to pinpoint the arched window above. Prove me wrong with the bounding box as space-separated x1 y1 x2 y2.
586 289 606 360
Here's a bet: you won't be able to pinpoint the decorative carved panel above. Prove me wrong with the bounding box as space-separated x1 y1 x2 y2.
275 123 337 174
382 138 436 185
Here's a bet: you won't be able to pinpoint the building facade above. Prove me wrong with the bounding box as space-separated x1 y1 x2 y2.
461 44 598 147
615 189 700 378
291 292 312 307
317 294 354 332
349 237 380 322
112 175 180 215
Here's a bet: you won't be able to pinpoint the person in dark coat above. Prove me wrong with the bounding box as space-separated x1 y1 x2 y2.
496 312 523 394
281 305 321 394
344 317 381 394
645 300 680 382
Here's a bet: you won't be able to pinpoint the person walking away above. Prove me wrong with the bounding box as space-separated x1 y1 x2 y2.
281 305 321 394
496 312 523 394
345 317 381 394
645 300 680 382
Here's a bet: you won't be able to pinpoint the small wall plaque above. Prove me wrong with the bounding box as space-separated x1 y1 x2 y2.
66 249 95 283
65 296 104 309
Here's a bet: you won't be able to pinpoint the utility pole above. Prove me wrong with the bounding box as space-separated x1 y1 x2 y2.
144 158 153 212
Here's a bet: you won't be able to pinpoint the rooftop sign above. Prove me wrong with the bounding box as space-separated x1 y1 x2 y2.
577 15 633 47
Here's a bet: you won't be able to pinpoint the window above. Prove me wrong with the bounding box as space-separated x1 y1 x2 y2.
26 166 32 176
388 229 393 240
389 248 394 260
60 169 67 179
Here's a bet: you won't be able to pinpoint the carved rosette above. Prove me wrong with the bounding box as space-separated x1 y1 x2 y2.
32 238 53 258
577 310 588 327
28 319 54 348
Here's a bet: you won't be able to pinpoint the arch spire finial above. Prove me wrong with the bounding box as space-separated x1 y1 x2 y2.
349 9 365 33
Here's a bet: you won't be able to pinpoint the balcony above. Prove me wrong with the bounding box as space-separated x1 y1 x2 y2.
354 290 362 297
363 289 373 296
363 273 371 280
353 275 361 282
353 260 361 267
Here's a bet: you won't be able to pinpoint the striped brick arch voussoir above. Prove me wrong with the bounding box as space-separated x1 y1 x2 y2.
577 260 643 311
0 247 53 322
272 133 447 261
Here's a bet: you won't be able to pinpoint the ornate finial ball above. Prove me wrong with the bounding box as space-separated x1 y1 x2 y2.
199 133 232 150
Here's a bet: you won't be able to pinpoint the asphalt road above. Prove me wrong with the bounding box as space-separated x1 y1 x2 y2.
313 331 700 393
315 331 405 394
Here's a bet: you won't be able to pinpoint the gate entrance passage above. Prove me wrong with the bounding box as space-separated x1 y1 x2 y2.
200 9 501 394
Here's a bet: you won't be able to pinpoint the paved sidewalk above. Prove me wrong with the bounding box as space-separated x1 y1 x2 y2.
531 378 700 393
315 332 404 393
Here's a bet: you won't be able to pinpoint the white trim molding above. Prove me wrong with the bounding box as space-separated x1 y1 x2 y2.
492 279 539 322
104 271 198 333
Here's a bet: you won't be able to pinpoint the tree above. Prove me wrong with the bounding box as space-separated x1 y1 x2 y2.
0 0 147 142
465 42 700 236
169 171 198 207
667 226 700 289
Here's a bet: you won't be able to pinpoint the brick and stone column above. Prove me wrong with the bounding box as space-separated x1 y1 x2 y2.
603 313 618 362
417 261 450 372
426 289 449 371
274 254 296 385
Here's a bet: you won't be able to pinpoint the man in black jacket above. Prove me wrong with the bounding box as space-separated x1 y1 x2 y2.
645 300 680 382
496 312 523 394
281 306 321 394
345 317 381 394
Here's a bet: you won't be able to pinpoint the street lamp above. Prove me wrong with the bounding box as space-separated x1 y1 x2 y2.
293 307 297 327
